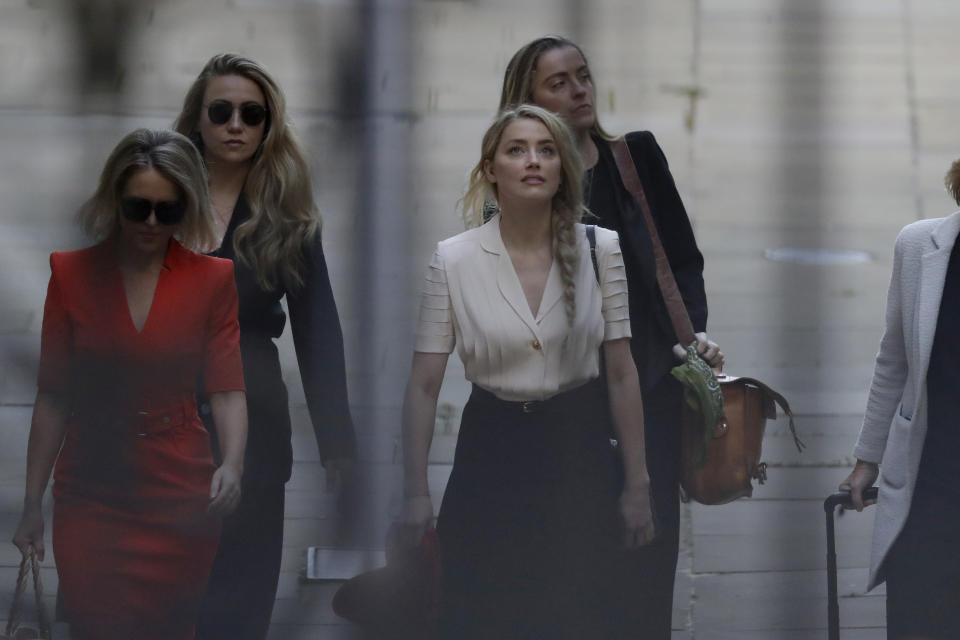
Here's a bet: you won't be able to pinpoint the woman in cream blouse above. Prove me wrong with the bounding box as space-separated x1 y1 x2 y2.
401 104 654 639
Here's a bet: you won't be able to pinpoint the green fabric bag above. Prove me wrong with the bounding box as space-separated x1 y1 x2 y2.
670 344 724 468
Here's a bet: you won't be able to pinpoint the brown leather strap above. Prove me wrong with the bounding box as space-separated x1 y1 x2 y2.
718 374 805 452
610 137 697 348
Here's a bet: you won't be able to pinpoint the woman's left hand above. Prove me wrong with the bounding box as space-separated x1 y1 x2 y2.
619 482 656 549
208 463 242 516
673 331 724 370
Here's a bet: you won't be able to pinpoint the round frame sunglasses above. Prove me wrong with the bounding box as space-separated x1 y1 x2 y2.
205 100 268 127
120 197 187 226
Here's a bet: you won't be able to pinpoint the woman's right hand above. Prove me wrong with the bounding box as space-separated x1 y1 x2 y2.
12 505 45 560
672 332 724 369
839 459 879 511
620 483 656 549
208 463 243 516
399 495 434 547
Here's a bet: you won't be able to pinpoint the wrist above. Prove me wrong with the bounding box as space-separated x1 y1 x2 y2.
403 472 430 499
623 477 651 492
220 458 243 473
623 467 650 491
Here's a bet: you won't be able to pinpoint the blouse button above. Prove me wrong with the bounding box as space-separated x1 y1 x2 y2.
532 339 542 351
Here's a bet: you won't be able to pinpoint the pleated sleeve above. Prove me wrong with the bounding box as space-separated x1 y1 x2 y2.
414 248 456 353
598 229 632 342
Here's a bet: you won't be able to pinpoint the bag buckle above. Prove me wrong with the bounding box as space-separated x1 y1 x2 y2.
751 462 768 484
714 419 728 437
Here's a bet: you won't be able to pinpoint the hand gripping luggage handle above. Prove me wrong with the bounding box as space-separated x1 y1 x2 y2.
824 487 878 640
824 486 878 511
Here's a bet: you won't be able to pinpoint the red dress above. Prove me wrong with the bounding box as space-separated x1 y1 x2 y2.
38 239 245 639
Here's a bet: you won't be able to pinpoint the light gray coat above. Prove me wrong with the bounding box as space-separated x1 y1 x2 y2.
854 211 960 590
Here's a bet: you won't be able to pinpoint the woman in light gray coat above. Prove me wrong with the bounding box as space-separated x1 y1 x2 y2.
841 161 960 639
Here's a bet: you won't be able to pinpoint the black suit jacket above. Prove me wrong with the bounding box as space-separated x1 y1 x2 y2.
202 195 356 485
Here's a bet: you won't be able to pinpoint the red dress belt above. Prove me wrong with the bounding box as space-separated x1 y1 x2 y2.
70 398 198 437
129 403 196 436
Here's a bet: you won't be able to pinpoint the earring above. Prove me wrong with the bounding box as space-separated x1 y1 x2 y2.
482 200 500 222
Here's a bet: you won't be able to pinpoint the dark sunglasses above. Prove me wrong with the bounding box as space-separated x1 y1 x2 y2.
205 100 267 127
120 197 187 226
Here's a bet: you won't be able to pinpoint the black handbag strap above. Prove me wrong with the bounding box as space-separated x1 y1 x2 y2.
586 224 600 284
586 224 612 385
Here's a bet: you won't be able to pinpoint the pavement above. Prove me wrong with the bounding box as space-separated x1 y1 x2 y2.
3 0 960 638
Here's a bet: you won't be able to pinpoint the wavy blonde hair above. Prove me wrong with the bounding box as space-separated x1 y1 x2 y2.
174 53 319 291
499 35 613 141
77 128 215 252
461 105 586 324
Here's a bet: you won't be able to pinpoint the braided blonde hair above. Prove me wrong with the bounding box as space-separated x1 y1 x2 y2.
460 105 586 324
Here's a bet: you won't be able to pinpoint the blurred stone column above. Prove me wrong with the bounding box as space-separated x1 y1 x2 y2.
66 0 134 111
343 0 416 544
565 0 586 43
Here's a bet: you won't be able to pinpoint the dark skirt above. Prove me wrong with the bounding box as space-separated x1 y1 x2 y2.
436 379 624 639
884 482 960 638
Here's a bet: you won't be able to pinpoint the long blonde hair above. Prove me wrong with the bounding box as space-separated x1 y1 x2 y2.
174 53 319 291
499 35 613 141
77 128 215 252
461 105 587 324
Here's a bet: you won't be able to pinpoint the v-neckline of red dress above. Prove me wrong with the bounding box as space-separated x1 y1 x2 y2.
112 239 172 336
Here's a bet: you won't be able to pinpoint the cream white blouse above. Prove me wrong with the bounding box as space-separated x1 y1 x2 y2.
415 215 631 401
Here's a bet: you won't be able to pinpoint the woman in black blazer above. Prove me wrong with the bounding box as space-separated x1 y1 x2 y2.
499 36 722 638
174 53 356 640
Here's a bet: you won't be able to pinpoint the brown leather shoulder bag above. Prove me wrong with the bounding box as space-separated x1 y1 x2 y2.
609 137 803 505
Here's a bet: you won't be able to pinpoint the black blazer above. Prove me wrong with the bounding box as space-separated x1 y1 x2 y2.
202 195 356 485
588 131 707 402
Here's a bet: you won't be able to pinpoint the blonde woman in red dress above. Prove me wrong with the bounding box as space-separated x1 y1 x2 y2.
12 129 247 639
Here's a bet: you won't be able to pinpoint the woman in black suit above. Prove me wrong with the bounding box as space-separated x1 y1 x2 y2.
499 36 722 638
174 53 356 640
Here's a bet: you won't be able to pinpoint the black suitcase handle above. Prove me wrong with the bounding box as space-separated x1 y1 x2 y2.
824 486 878 640
824 486 878 511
